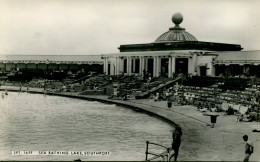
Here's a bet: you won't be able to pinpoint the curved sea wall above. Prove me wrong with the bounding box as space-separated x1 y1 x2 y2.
0 87 179 128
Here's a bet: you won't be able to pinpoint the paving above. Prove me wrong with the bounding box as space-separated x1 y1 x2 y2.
1 85 260 161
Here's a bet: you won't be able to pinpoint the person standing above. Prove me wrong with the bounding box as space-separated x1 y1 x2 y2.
19 82 22 92
166 91 169 101
243 135 254 162
169 126 182 161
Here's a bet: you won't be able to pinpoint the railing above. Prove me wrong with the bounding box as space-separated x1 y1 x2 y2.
136 78 181 99
69 75 91 84
145 141 172 161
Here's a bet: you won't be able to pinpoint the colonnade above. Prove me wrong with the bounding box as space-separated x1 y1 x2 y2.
0 62 101 72
103 55 181 77
214 64 260 77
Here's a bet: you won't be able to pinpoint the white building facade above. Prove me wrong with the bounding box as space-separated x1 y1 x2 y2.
103 12 245 78
103 50 217 77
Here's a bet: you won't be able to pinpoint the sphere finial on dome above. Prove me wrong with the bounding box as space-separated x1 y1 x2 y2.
155 12 197 42
172 12 183 25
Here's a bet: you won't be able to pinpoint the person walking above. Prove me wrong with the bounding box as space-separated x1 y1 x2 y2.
169 126 182 161
243 135 254 162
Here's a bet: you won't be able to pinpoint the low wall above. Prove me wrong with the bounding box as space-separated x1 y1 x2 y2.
79 90 104 95
0 87 179 128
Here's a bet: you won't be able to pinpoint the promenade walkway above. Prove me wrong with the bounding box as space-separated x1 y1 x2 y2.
1 85 260 161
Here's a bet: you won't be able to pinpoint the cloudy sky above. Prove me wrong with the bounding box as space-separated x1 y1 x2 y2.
0 0 259 55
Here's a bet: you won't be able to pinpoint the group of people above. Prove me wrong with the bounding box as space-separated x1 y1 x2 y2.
197 102 221 112
237 111 257 122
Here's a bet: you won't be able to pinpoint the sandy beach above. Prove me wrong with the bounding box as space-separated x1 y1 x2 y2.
1 85 260 161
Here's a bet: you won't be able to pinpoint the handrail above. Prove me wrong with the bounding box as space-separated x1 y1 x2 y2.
145 141 171 161
148 141 168 150
70 75 90 84
136 78 181 99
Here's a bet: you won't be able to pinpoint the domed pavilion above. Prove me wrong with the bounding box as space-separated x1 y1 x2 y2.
1 13 258 79
103 12 250 78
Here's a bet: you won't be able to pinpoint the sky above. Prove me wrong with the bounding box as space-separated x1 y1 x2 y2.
0 0 259 55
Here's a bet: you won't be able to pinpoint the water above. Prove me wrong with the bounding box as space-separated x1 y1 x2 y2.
0 92 173 161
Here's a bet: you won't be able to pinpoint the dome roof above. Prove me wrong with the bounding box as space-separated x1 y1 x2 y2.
155 12 198 42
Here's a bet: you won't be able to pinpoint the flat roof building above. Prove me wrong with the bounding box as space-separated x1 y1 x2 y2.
0 55 103 72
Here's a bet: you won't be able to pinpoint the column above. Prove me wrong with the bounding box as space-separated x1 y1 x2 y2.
105 58 109 75
106 58 109 75
118 57 121 75
156 56 160 77
193 53 198 73
142 56 145 76
133 57 136 73
139 56 143 76
116 57 120 75
103 58 106 74
126 57 129 75
172 57 176 74
168 57 172 77
114 57 117 75
129 57 132 76
153 56 157 77
127 56 132 76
